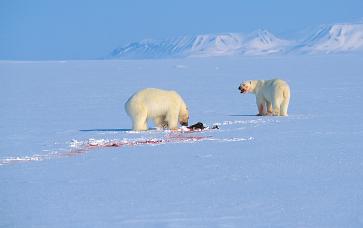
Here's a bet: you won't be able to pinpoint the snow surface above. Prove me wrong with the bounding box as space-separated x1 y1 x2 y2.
110 22 363 59
1 55 363 227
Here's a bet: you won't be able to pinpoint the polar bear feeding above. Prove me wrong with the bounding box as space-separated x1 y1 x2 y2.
125 88 189 131
238 79 290 116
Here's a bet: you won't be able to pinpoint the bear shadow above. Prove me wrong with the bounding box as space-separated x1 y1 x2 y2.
228 114 257 117
80 128 132 132
80 127 158 132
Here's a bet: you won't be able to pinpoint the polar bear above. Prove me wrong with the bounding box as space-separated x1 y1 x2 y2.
125 88 189 131
238 79 290 116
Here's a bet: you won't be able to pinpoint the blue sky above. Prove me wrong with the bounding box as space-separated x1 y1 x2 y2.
1 0 362 60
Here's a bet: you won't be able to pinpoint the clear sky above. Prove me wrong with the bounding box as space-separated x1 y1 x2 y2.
1 0 362 60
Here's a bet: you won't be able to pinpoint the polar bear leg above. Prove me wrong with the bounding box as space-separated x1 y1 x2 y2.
154 115 168 129
280 98 289 116
266 101 273 115
165 110 179 130
272 87 286 116
256 98 266 116
132 109 148 131
272 97 283 116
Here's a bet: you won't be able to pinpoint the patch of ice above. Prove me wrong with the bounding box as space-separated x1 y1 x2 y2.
209 137 254 142
70 139 83 148
174 64 188 69
0 155 46 165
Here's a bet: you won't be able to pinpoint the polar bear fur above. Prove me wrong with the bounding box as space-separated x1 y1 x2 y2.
125 88 189 131
238 79 290 116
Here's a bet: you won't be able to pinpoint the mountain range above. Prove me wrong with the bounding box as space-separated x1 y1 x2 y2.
110 22 363 59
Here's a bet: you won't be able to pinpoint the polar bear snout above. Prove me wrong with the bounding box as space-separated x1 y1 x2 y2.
238 85 243 93
238 84 248 94
238 85 242 92
180 121 188 126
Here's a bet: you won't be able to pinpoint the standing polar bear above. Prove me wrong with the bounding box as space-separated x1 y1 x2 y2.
238 79 290 116
125 88 189 131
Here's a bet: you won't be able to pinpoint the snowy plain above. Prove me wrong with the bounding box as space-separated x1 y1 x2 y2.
1 55 363 227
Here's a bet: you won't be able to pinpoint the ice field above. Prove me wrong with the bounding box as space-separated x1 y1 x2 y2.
1 55 363 227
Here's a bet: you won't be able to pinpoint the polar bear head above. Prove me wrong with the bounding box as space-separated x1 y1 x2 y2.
179 103 189 126
238 80 258 94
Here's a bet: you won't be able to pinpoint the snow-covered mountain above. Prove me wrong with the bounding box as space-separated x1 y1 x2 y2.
296 23 363 54
239 30 293 56
110 22 363 59
110 30 292 59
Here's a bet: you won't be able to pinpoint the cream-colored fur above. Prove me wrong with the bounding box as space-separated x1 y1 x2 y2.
125 88 189 131
239 79 290 116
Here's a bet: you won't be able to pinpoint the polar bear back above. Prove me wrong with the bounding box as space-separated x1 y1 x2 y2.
125 88 185 119
259 79 290 101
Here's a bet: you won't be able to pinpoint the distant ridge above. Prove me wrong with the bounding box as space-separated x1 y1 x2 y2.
110 22 363 59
